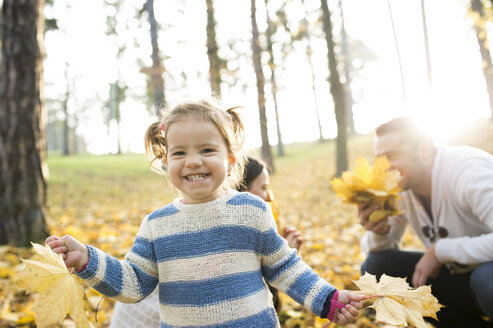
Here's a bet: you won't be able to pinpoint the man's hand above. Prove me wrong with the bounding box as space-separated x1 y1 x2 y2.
358 203 390 235
412 243 442 287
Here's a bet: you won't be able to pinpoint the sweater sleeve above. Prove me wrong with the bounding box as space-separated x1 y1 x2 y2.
435 157 493 264
76 216 159 303
259 208 337 318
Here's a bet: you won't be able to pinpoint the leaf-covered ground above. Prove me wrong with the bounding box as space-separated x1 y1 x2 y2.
1 119 492 328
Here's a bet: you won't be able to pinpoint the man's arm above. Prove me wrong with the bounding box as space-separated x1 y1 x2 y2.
435 156 493 265
412 243 441 287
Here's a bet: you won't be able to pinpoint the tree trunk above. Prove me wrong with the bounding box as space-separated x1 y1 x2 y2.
145 0 165 117
206 0 222 97
420 0 432 95
62 96 70 155
338 0 355 134
251 0 274 171
62 62 70 156
320 0 347 176
264 0 284 156
301 0 324 142
115 82 123 154
0 0 50 246
471 0 493 122
307 46 325 142
387 0 407 112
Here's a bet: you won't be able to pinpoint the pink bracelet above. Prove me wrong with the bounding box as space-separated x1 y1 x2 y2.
75 256 90 273
327 291 346 321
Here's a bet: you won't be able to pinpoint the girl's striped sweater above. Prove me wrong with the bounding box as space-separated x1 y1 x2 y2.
77 190 337 327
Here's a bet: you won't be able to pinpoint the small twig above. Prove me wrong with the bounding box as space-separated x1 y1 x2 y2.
56 221 63 236
95 295 105 323
361 294 381 301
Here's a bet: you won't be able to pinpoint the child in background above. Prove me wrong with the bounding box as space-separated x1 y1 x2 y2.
237 156 303 251
46 99 363 327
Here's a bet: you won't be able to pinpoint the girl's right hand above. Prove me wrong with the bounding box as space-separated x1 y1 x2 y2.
45 235 89 271
282 226 303 250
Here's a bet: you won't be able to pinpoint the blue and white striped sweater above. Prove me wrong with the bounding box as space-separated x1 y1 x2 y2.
78 190 337 327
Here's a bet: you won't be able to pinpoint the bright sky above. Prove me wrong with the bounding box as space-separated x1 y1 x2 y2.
43 0 491 154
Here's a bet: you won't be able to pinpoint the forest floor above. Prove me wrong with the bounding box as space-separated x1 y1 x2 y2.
1 119 493 328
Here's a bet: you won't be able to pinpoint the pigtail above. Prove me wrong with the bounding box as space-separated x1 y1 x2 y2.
226 106 245 151
223 106 246 190
144 121 167 174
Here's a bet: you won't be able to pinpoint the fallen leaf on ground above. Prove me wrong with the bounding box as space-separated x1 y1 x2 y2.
353 273 443 328
331 156 402 222
16 242 91 328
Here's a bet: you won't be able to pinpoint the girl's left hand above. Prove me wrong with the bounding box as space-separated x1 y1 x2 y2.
331 290 365 325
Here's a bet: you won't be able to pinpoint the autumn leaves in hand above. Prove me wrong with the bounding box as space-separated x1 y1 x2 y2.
331 156 402 235
45 235 89 272
325 274 442 328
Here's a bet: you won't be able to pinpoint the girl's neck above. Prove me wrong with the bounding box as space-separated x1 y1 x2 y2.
177 189 234 206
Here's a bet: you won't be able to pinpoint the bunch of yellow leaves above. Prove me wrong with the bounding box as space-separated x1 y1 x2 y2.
353 273 443 328
16 243 91 328
331 156 402 222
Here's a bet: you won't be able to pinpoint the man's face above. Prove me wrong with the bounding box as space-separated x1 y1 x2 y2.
375 132 426 191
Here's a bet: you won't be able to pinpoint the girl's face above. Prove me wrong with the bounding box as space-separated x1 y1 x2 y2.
248 168 272 202
165 118 235 204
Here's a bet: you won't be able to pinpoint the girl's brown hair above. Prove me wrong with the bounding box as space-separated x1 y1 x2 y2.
144 99 246 190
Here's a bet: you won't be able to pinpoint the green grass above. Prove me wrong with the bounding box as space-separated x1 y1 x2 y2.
46 134 374 180
248 133 374 170
47 153 152 177
47 153 159 195
46 152 170 219
46 134 375 197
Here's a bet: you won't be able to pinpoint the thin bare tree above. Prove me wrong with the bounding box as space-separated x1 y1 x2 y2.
145 0 165 117
206 0 224 97
251 0 274 170
338 0 355 134
300 0 324 142
421 0 432 95
264 0 284 156
387 0 407 112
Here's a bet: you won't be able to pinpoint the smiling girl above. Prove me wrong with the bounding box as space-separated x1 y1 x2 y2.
46 99 363 327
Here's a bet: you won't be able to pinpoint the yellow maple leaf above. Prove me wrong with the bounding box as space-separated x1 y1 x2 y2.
353 273 443 328
331 156 402 222
16 242 91 328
